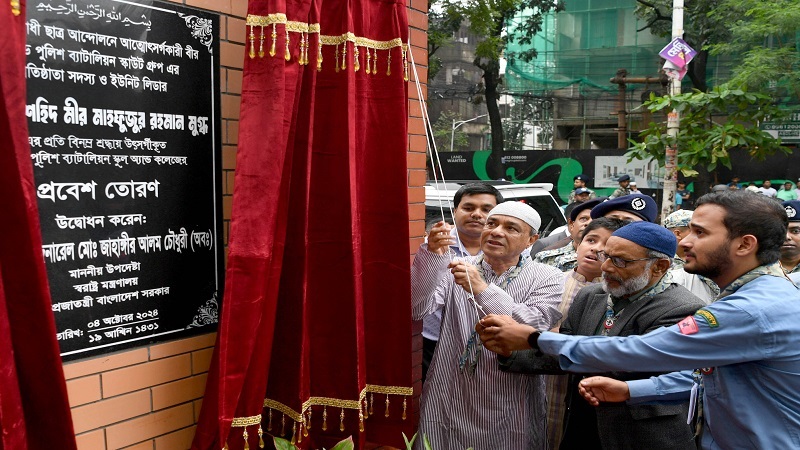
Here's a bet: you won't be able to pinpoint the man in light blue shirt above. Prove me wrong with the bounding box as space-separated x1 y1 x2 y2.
479 190 800 449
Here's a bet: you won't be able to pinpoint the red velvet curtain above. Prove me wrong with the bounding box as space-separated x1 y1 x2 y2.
192 0 412 448
0 2 78 449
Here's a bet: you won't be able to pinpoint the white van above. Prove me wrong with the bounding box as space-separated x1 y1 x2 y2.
425 181 567 237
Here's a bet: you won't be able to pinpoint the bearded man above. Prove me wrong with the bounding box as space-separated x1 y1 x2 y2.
480 221 705 449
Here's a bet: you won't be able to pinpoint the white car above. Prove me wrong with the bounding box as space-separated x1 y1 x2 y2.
425 181 567 237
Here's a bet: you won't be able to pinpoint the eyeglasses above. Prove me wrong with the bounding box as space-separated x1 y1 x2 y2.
596 251 655 269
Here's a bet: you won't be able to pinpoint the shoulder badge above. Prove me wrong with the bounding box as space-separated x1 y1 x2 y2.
695 309 719 329
677 315 699 335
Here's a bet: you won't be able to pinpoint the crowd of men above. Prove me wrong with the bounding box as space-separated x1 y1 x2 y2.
412 180 800 450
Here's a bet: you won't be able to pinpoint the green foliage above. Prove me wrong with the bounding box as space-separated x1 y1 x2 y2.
431 111 473 152
427 0 463 80
707 0 800 100
402 433 470 450
273 436 354 450
627 85 791 177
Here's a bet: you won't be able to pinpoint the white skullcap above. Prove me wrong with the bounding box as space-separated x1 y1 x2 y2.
487 201 542 233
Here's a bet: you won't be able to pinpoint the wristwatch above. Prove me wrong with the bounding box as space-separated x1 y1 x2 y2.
527 330 541 350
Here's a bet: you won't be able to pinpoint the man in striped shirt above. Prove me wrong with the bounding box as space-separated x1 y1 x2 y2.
412 201 564 450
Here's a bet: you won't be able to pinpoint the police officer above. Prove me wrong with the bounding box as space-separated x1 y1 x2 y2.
609 175 632 199
569 174 596 203
480 190 800 449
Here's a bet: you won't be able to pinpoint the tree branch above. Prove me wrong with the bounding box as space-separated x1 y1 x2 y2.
636 0 671 32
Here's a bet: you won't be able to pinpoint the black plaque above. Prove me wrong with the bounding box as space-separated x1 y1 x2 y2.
26 0 223 360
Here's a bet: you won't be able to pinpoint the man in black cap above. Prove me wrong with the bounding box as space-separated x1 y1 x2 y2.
569 174 596 203
590 193 658 223
481 221 704 450
780 200 800 274
609 175 632 199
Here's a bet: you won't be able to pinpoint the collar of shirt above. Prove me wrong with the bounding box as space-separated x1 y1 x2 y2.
568 268 601 283
717 262 788 300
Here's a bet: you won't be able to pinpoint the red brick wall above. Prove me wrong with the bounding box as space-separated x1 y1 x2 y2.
61 0 428 447
406 0 429 429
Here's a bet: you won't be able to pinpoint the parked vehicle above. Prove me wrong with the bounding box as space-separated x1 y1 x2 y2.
425 181 567 237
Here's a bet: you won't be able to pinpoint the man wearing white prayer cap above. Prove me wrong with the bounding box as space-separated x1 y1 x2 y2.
411 200 565 450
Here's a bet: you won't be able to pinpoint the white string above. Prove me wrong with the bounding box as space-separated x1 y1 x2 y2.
407 42 484 320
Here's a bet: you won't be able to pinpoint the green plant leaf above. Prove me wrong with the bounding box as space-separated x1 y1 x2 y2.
273 437 298 450
423 434 433 450
402 432 417 450
330 436 355 450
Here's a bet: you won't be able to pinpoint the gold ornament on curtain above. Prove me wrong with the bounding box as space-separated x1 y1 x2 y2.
245 13 408 79
227 384 412 449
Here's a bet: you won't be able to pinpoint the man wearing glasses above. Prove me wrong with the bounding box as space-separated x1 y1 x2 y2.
482 191 800 449
481 221 705 449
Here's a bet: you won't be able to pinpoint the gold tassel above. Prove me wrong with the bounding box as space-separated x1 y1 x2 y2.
316 35 323 71
366 47 371 74
11 0 20 15
372 48 378 75
258 26 265 58
284 27 291 61
303 419 309 437
369 393 374 416
304 33 310 65
270 23 277 57
339 408 345 432
386 50 392 76
334 44 340 73
322 406 328 431
297 31 306 66
223 442 229 450
258 425 265 449
248 25 255 59
402 46 409 81
359 406 365 432
281 414 286 436
341 42 347 70
385 395 390 418
243 429 250 450
354 45 360 72
307 408 312 430
363 399 369 419
290 423 297 445
403 396 407 420
298 422 303 443
267 408 273 432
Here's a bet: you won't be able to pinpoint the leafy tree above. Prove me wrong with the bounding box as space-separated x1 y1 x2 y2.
707 0 800 101
427 0 462 80
627 85 790 194
438 0 564 178
431 111 471 153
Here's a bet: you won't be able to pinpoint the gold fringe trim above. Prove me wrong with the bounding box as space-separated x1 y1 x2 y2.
264 399 305 423
231 414 263 427
365 384 413 396
229 383 411 447
245 13 407 76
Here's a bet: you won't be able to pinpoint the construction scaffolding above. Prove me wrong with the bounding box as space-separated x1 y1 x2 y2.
502 0 730 149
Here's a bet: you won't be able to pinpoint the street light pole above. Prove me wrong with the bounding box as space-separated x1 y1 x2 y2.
450 114 489 152
661 0 683 221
